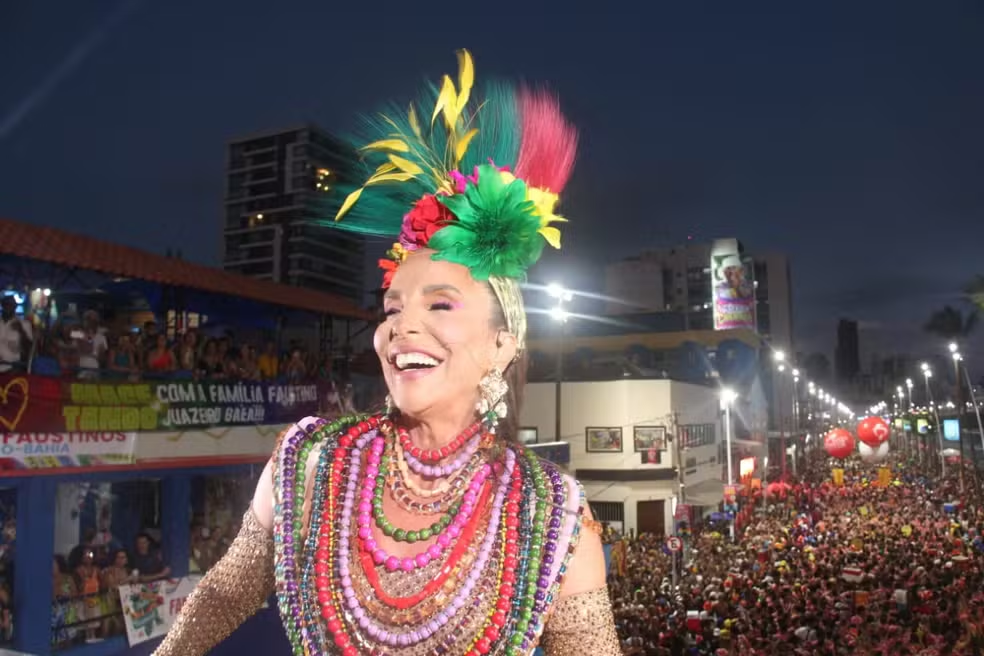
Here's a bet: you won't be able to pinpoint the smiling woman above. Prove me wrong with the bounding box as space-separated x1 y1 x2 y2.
154 50 619 656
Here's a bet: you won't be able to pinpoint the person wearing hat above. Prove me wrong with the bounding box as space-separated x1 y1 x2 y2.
0 294 32 373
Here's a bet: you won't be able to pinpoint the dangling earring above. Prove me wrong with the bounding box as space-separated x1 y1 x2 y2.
384 394 396 417
477 367 509 434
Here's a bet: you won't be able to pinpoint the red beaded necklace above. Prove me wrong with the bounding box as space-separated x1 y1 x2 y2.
397 421 482 463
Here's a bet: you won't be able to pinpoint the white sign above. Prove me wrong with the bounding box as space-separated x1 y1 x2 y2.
119 576 201 646
666 536 683 552
0 432 136 468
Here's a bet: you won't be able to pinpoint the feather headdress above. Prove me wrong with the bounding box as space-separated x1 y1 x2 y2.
319 50 577 347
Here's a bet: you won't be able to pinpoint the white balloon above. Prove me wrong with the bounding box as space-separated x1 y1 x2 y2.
858 440 890 464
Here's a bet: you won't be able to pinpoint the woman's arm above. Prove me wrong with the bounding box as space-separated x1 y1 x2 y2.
152 460 277 656
540 505 622 655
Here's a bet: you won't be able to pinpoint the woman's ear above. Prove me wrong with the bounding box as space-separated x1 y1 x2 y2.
492 330 518 371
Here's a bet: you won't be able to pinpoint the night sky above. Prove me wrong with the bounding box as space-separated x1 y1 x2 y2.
2 1 983 366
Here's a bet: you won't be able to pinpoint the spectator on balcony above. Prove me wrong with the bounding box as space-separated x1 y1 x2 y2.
74 311 108 379
75 548 102 642
196 340 224 379
284 349 306 382
54 323 80 375
257 341 279 379
100 548 133 637
145 334 176 375
0 294 32 373
177 331 198 372
107 334 139 380
132 533 170 583
238 345 260 381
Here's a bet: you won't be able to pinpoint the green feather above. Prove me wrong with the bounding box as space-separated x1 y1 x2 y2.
459 80 521 173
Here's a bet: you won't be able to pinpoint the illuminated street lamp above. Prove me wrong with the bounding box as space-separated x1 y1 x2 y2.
548 284 571 442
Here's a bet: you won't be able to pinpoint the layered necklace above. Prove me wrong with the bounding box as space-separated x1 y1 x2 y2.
272 414 587 656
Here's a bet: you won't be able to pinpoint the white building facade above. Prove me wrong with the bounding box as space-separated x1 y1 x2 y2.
519 379 723 536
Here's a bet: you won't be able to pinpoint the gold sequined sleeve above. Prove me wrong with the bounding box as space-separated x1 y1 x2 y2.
540 587 622 655
152 506 275 656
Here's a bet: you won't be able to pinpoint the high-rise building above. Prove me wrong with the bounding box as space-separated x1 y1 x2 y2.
835 319 861 385
605 239 794 432
222 125 366 303
604 239 794 349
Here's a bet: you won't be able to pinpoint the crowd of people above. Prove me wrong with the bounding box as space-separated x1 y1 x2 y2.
0 302 335 383
605 450 984 655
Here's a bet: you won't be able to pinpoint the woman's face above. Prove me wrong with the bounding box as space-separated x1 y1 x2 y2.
375 250 516 423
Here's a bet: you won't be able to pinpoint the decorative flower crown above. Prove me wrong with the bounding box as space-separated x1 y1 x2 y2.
330 50 577 289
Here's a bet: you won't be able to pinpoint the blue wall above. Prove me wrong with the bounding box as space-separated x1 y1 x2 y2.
4 463 284 656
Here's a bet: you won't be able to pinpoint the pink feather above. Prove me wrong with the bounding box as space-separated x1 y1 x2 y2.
514 87 578 194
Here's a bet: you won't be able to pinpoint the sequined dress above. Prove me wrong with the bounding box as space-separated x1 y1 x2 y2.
154 414 620 655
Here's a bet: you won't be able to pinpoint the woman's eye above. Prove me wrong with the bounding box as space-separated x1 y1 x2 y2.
430 302 454 311
383 307 400 317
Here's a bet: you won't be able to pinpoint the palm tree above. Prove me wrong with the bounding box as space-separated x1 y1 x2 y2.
924 305 977 340
966 276 984 312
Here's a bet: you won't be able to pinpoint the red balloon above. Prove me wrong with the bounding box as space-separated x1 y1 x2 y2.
824 428 855 459
857 417 890 447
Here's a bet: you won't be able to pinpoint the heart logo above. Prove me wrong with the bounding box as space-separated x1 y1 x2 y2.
0 378 29 432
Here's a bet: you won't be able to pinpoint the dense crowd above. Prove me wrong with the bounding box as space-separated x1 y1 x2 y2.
607 451 984 655
3 305 332 382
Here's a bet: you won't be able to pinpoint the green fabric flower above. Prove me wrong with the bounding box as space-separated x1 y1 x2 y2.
430 164 544 280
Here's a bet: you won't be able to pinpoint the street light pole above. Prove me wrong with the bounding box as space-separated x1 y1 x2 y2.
953 348 984 484
548 284 572 442
922 364 946 477
950 344 966 492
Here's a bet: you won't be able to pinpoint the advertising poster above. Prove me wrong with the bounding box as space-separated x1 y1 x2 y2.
119 576 201 646
710 239 757 331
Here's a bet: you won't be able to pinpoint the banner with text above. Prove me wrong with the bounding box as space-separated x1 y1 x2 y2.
0 374 330 434
0 432 136 470
119 576 201 646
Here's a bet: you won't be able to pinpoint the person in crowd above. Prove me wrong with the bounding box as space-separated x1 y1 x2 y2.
107 333 139 380
257 341 279 379
0 294 32 373
74 547 102 642
132 534 170 583
145 334 176 374
195 339 224 379
154 49 619 655
100 548 133 638
177 330 198 372
74 310 108 379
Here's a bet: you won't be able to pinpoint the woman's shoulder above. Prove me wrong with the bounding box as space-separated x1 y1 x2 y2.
272 414 370 457
509 444 583 495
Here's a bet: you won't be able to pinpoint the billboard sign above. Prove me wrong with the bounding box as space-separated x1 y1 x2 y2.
711 239 756 331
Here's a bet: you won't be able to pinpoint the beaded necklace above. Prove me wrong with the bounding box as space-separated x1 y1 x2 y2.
272 413 585 656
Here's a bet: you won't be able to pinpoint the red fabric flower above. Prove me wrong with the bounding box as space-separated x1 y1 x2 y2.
402 195 455 248
378 259 398 288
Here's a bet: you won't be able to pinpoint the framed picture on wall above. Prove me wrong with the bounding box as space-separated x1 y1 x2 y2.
633 426 667 452
585 427 623 453
517 427 538 445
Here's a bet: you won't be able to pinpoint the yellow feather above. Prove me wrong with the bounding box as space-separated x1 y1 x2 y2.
374 161 398 175
387 154 424 176
454 128 479 164
455 49 474 114
432 75 457 126
334 188 364 221
360 138 409 153
538 226 563 249
365 171 417 186
408 103 422 139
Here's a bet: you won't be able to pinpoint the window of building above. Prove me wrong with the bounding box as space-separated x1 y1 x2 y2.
678 424 716 449
189 469 263 575
52 480 163 649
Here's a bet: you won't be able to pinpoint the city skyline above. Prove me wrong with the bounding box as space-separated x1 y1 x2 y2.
2 1 983 363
